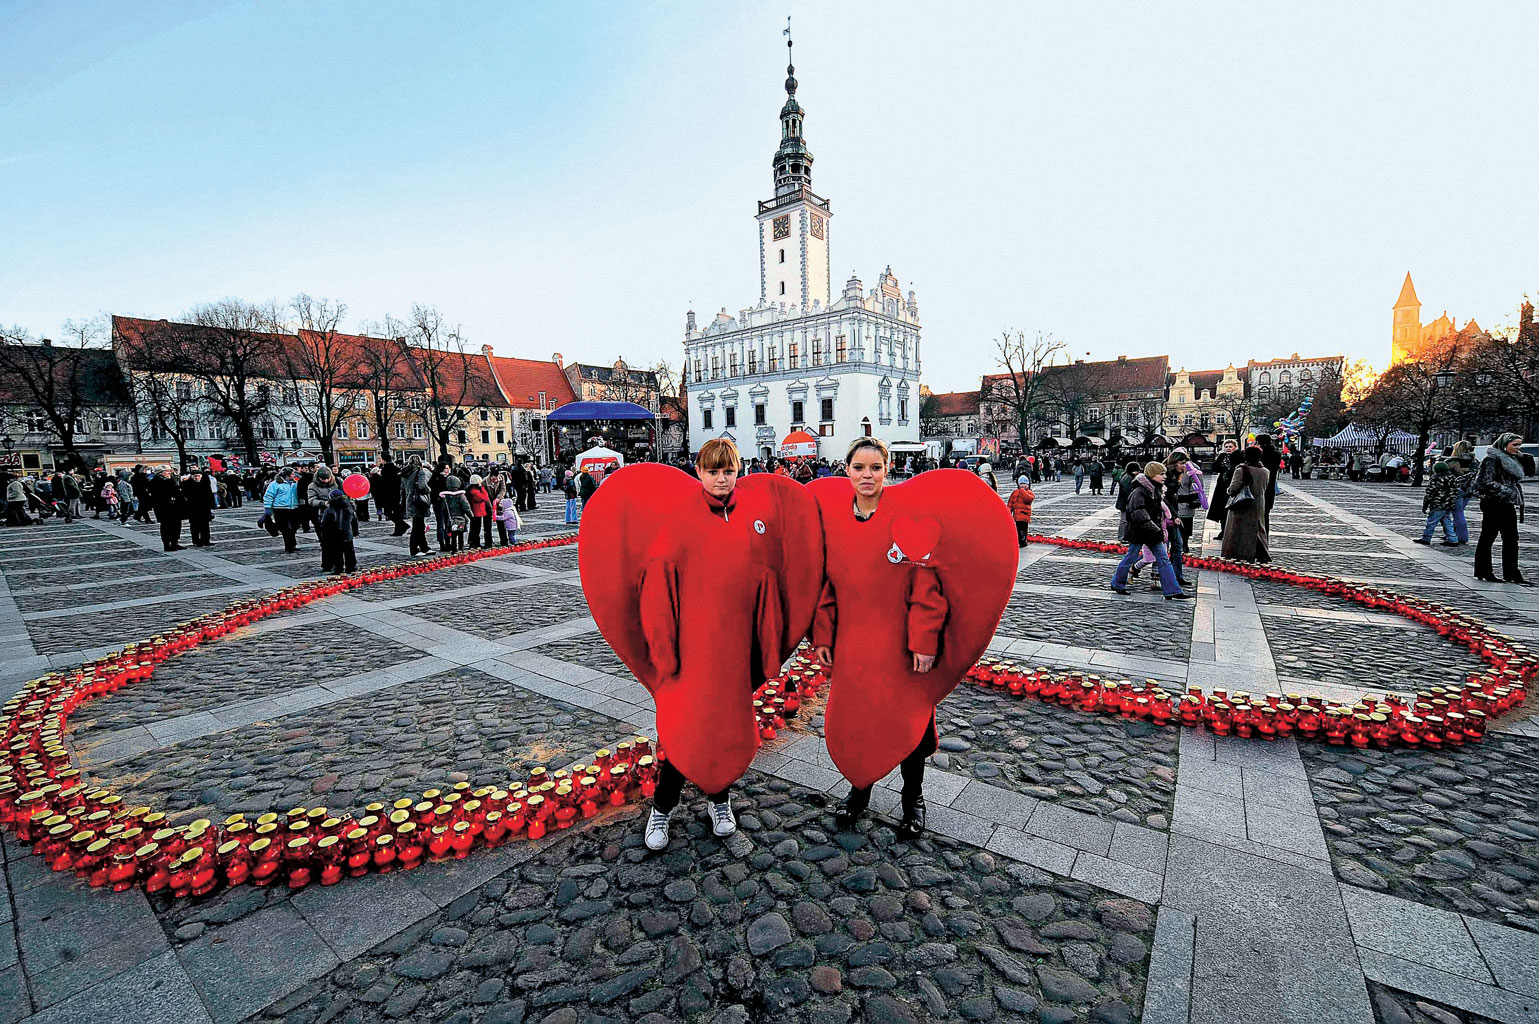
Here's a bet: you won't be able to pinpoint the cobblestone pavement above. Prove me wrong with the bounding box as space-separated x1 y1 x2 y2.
1 478 1539 1023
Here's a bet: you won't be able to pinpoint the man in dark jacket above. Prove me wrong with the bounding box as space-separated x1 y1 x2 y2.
379 459 403 533
430 458 452 550
147 467 184 551
296 463 315 532
181 467 216 546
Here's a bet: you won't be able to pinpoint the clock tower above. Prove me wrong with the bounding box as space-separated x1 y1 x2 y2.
757 37 831 312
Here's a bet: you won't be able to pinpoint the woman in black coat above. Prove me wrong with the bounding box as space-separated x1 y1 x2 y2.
181 468 216 547
1206 440 1239 539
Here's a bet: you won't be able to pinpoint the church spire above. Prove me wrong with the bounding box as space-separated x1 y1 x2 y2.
772 29 813 198
1395 271 1420 309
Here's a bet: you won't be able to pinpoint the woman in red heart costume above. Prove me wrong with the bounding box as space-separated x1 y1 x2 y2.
810 438 1016 838
579 440 823 850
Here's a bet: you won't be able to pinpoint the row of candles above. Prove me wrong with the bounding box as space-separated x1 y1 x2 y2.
0 535 595 898
1013 535 1539 747
6 525 1536 900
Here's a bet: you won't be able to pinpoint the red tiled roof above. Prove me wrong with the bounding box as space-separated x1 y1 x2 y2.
112 315 295 377
411 346 508 408
928 391 980 416
0 345 129 406
486 354 577 410
983 355 1169 397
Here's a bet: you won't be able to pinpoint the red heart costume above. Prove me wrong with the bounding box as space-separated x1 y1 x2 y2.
580 465 824 796
809 470 1017 790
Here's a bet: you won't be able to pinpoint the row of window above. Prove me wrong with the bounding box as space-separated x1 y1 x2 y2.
1256 369 1315 386
693 333 920 383
1165 413 1227 428
25 412 121 434
700 396 913 431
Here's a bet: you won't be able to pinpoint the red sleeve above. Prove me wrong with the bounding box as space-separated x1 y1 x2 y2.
637 560 679 676
906 566 948 657
754 571 786 680
811 578 837 649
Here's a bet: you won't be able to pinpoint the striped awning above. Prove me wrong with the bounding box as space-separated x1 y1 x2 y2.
1311 424 1420 453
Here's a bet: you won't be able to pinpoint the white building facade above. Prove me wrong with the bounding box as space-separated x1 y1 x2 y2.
683 40 922 463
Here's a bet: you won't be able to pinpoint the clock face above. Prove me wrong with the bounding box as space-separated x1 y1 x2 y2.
772 215 790 240
810 213 825 240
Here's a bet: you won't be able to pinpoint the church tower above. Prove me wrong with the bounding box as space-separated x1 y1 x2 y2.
1392 272 1422 365
756 35 832 312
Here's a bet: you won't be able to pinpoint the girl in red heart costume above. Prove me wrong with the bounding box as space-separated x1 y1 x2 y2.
810 438 1016 838
579 440 823 850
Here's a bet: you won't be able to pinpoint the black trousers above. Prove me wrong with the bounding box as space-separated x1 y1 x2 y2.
1475 497 1523 581
273 509 298 552
1015 521 1029 547
320 535 356 573
848 735 929 807
159 516 183 550
410 515 429 555
188 516 210 546
654 760 729 813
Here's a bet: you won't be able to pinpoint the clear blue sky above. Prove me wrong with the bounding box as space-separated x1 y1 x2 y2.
3 1 1537 391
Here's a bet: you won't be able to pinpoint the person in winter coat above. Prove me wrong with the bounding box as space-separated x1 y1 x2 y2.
577 467 598 511
1087 458 1105 495
1255 435 1282 528
318 488 359 574
1008 476 1034 547
4 474 33 526
465 474 491 549
1416 462 1460 546
430 460 452 551
440 475 472 553
263 467 302 553
1474 432 1529 585
102 477 121 521
399 457 432 557
1172 450 1209 546
114 470 136 524
1206 440 1239 540
1073 461 1085 494
1450 455 1476 545
562 470 580 524
493 493 519 546
147 466 184 551
1113 461 1141 542
181 467 216 547
1110 462 1187 599
1221 446 1271 563
307 467 337 525
379 459 403 534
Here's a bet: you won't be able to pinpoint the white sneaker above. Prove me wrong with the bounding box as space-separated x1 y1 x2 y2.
644 809 671 850
710 801 737 837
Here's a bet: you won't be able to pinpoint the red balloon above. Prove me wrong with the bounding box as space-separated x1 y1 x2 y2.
342 474 370 499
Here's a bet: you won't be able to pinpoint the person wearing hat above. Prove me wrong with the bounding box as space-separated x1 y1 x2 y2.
1414 462 1460 547
1474 433 1530 585
1008 475 1034 546
1110 462 1188 598
317 487 359 574
262 467 301 553
147 466 184 551
562 469 580 524
181 467 216 547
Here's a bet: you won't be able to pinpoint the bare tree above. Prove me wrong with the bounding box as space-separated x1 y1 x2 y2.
118 345 204 472
984 330 1065 453
1039 356 1109 441
1355 339 1463 485
407 305 476 461
0 318 118 467
1212 387 1255 446
919 392 944 439
182 299 285 463
649 360 680 401
285 295 363 464
356 315 416 463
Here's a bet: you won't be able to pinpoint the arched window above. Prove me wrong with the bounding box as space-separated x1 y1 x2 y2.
1259 371 1272 385
1279 370 1292 386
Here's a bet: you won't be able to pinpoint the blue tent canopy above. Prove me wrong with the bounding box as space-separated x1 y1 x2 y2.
545 401 654 422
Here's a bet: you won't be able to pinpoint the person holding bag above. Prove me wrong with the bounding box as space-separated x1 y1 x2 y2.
1220 446 1270 563
1474 433 1530 585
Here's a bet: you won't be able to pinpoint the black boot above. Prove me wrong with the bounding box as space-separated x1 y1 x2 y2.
897 793 927 840
834 786 870 829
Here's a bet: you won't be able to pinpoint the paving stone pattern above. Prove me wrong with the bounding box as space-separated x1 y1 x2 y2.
406 582 593 639
999 590 1193 660
11 571 233 614
532 634 636 682
68 619 422 739
94 667 628 824
1304 734 1539 930
1261 611 1489 693
1024 556 1201 593
936 684 1178 830
1369 981 1503 1024
258 772 1156 1024
27 590 265 655
351 565 512 603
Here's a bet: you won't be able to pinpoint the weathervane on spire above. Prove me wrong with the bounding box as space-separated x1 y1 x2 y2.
784 14 793 60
